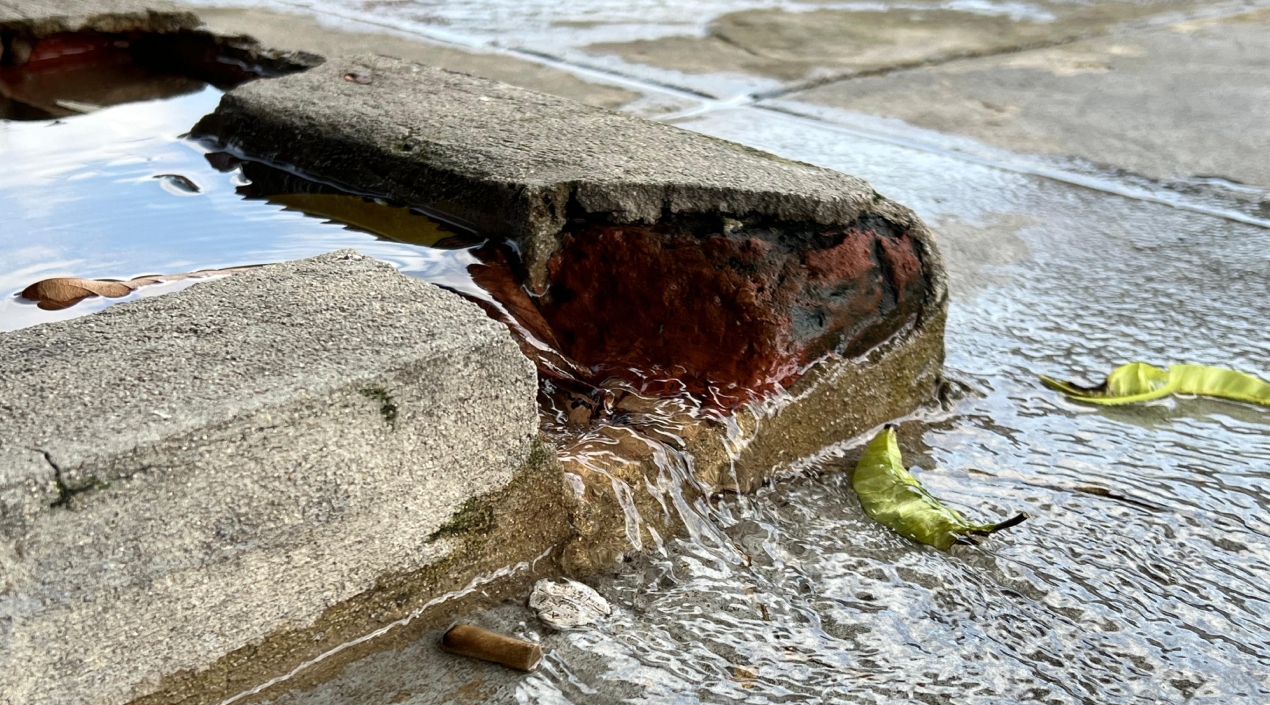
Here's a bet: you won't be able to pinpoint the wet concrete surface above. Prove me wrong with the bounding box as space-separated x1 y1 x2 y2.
586 0 1207 90
793 7 1270 190
5 0 1270 702
159 2 1270 703
192 6 640 111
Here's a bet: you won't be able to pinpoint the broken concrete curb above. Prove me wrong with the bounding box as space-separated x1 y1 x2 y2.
0 0 198 37
194 53 947 399
0 251 543 705
2 4 952 702
193 53 944 298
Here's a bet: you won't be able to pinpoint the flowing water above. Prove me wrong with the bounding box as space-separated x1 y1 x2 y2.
497 109 1270 704
3 2 1270 703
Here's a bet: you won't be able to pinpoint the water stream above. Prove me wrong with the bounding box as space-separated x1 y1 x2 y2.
494 105 1270 705
353 106 1267 705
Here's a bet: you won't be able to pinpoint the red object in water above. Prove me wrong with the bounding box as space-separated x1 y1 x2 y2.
24 33 127 68
524 219 930 406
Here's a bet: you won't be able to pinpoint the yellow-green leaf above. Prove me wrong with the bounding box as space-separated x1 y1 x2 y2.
851 426 1027 550
1041 362 1270 406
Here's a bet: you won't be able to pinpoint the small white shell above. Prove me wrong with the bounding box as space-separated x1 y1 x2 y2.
529 578 612 630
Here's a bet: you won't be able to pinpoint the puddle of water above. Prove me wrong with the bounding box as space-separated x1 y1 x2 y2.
0 88 481 331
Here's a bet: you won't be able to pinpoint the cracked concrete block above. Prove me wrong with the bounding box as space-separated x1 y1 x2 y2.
193 53 922 294
194 54 947 399
0 251 540 705
0 0 199 36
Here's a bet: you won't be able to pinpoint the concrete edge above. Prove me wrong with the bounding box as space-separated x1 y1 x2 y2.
0 0 199 36
127 438 572 705
191 53 947 294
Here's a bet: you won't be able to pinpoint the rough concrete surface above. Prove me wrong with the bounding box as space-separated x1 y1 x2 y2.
0 251 539 705
252 603 578 705
0 0 198 35
193 53 916 292
586 0 1207 90
189 6 640 111
793 8 1270 190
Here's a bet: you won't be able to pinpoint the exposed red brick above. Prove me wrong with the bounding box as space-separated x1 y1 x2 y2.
470 217 930 406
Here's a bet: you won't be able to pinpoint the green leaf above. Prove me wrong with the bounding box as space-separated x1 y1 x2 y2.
851 426 1027 550
1041 362 1270 406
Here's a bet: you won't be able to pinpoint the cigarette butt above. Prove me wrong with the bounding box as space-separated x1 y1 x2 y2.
441 624 543 672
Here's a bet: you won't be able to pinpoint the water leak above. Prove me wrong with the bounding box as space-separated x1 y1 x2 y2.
485 105 1270 703
251 69 1270 705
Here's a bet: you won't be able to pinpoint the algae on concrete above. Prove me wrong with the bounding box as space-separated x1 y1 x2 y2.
133 437 573 705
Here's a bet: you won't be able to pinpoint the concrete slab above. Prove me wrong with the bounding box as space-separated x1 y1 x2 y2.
584 0 1207 93
195 52 946 403
0 251 543 705
193 53 929 294
791 8 1270 191
0 0 198 35
189 6 640 111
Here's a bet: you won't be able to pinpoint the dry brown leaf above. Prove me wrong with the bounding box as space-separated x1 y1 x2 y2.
20 267 255 310
21 278 135 310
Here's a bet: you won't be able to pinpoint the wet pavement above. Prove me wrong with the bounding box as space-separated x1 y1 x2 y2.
235 76 1270 705
4 0 1270 702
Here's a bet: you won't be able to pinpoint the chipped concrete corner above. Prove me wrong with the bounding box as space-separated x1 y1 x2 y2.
193 53 941 295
